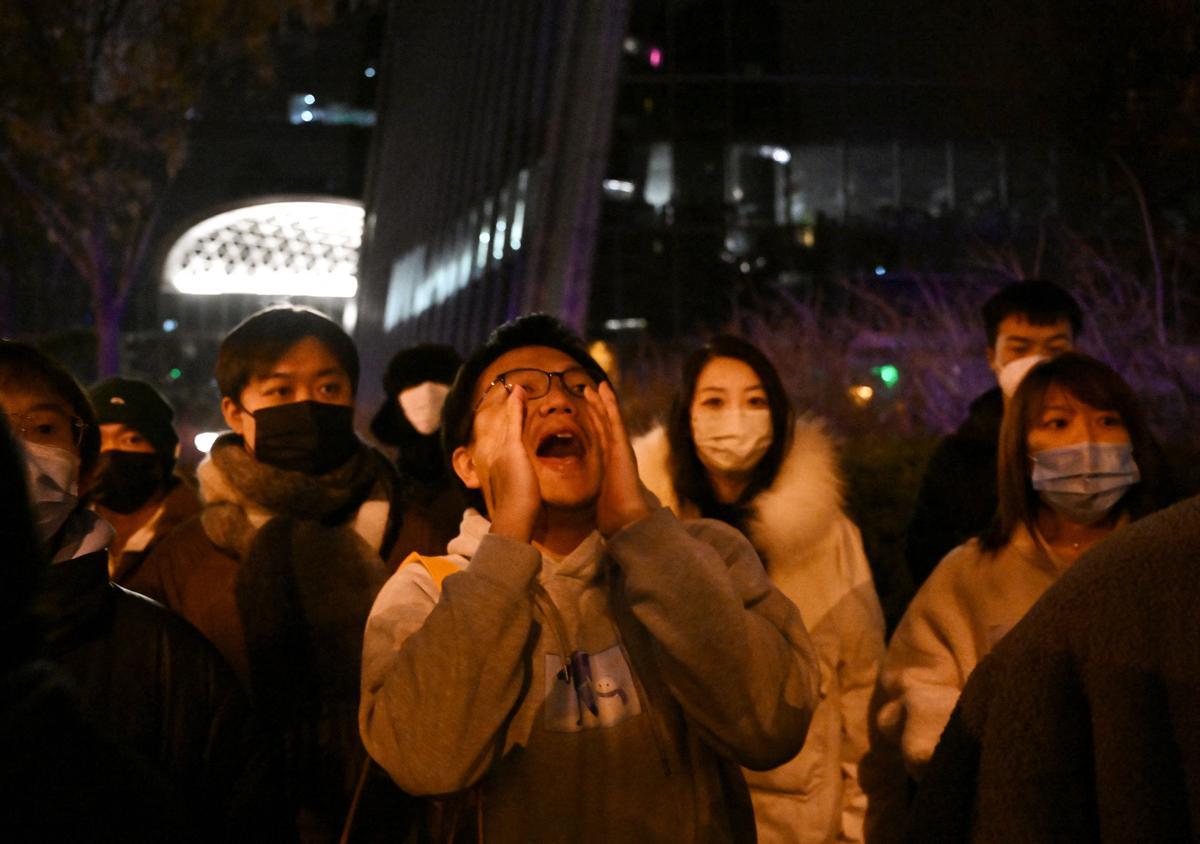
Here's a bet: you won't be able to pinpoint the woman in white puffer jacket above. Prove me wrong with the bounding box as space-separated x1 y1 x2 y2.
634 335 886 843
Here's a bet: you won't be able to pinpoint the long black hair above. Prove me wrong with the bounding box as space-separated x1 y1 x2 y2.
666 335 793 529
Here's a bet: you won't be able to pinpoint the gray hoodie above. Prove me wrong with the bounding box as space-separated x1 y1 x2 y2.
360 506 819 842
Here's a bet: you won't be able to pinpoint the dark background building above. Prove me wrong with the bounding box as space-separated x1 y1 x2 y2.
356 0 1175 389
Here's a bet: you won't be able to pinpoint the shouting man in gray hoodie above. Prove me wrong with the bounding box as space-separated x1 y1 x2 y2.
359 314 819 842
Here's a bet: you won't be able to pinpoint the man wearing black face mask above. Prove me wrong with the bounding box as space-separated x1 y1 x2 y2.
89 378 200 587
139 306 415 842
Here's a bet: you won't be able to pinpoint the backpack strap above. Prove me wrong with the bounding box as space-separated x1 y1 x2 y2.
399 552 463 591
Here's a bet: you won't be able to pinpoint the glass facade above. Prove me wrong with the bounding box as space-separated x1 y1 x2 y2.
587 0 1079 339
359 0 1107 352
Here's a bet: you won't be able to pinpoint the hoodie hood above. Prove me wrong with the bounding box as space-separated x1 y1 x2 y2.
633 417 846 576
443 507 606 583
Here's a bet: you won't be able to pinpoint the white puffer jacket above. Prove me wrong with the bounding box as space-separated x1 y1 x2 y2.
634 419 885 843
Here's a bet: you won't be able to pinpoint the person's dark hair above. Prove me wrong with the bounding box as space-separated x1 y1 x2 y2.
980 352 1170 552
0 413 47 671
981 279 1083 348
371 344 462 446
441 313 608 454
215 305 360 401
667 336 793 529
440 314 608 514
0 340 100 480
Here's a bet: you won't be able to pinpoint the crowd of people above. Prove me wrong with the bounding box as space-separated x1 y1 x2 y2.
1 277 1196 842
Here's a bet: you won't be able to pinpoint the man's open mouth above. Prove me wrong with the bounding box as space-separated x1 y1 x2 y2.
536 430 585 460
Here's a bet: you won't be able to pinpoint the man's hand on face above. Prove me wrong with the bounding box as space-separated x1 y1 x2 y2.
586 381 654 537
483 385 543 544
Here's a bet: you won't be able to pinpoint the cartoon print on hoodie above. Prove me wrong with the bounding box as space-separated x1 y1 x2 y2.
544 644 641 732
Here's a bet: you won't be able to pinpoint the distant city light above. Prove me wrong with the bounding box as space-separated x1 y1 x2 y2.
363 67 376 78
162 319 178 333
623 37 640 54
759 145 792 164
602 178 636 198
303 93 315 105
873 364 901 388
194 431 220 454
603 317 648 331
588 339 621 387
648 47 663 67
874 265 887 276
849 384 875 405
493 216 508 261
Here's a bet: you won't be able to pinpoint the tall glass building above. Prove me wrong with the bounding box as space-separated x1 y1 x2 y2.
358 0 1110 366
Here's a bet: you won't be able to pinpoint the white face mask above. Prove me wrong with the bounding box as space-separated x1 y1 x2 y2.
21 439 81 544
691 408 773 474
399 381 451 436
997 354 1049 399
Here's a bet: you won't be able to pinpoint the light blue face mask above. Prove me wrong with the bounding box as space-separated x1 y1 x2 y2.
1030 441 1141 525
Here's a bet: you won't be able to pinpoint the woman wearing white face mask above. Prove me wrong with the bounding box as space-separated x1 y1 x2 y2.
634 335 885 844
872 353 1175 805
370 343 468 566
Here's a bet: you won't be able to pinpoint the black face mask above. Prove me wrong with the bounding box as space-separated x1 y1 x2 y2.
92 451 166 514
251 400 359 475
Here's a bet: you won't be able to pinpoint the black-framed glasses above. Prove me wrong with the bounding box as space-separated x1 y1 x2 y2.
5 409 88 449
474 367 597 411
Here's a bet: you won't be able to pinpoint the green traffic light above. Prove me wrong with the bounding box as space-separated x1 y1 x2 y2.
169 368 182 380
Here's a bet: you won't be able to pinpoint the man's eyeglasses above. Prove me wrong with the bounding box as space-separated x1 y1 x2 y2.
5 409 88 449
474 367 598 411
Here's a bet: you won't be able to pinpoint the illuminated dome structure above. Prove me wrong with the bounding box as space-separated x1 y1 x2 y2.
163 198 363 298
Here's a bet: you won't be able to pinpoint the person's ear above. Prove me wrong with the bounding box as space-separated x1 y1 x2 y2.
221 396 246 434
451 444 482 489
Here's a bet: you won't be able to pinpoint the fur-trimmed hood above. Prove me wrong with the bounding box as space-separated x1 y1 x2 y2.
633 417 847 576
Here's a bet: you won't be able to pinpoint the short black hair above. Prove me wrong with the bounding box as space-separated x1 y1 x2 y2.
981 279 1083 348
441 313 608 456
0 340 100 480
215 306 359 401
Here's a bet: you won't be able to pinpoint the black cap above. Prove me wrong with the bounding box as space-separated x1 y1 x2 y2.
88 378 179 459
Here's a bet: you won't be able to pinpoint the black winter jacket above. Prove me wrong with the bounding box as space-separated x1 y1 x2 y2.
910 495 1200 841
904 388 1004 591
38 550 288 841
